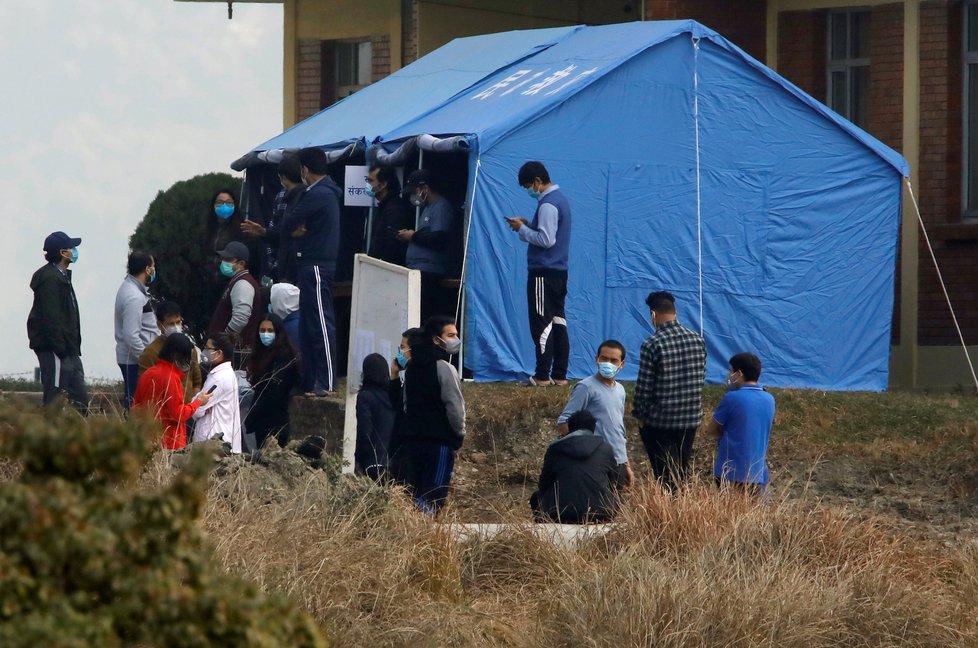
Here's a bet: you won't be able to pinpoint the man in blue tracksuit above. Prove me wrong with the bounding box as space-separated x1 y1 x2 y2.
283 147 342 395
506 161 572 386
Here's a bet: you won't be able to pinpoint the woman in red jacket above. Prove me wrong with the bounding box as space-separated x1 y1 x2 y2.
133 333 212 449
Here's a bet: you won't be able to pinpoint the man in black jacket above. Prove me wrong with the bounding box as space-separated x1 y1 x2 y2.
530 410 620 524
366 165 412 266
399 316 465 515
27 231 89 413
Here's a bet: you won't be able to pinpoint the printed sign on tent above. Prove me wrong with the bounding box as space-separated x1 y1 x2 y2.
344 165 374 207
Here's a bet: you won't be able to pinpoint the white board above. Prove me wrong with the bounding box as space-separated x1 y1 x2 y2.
343 254 421 473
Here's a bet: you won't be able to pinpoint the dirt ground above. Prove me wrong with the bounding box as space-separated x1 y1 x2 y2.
443 383 978 545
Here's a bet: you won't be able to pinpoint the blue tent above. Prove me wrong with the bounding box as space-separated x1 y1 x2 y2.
247 20 908 391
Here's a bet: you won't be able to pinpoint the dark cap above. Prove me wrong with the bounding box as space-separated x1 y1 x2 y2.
298 147 330 175
43 231 82 252
216 241 250 263
401 169 432 196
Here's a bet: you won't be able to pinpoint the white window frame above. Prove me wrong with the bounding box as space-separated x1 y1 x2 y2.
826 9 871 129
335 39 373 99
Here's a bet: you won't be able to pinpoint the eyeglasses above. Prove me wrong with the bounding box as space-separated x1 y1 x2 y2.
214 199 234 206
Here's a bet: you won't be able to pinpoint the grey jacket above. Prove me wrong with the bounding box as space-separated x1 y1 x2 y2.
114 275 157 364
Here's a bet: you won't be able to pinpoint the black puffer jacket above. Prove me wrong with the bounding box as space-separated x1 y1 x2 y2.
27 264 81 357
532 430 619 524
402 342 465 450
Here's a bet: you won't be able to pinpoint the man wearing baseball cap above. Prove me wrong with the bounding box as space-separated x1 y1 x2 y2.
207 241 264 364
27 231 89 413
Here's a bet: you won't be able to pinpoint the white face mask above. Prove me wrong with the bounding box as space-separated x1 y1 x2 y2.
163 325 182 336
438 336 461 355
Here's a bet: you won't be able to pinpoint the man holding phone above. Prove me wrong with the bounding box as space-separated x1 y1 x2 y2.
505 161 572 387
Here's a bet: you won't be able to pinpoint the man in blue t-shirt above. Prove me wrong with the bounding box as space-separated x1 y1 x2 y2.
704 352 775 495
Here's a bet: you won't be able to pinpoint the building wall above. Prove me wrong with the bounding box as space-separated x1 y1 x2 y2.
646 0 768 61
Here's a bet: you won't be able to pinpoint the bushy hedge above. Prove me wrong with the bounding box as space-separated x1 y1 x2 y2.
0 402 327 647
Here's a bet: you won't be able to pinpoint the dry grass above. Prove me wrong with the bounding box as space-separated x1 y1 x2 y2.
137 446 978 648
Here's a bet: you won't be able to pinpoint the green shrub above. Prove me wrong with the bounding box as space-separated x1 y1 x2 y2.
0 403 327 647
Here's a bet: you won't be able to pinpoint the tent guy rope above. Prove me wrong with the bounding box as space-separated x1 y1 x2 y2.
905 178 978 394
692 36 704 336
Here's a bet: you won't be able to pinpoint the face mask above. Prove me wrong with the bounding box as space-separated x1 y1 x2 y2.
526 186 541 199
149 270 157 283
163 325 182 336
410 190 426 207
725 372 741 391
201 350 215 366
215 204 235 220
597 362 619 380
438 336 462 355
395 348 408 368
176 361 191 373
259 332 275 347
220 261 235 277
365 185 377 199
64 248 79 264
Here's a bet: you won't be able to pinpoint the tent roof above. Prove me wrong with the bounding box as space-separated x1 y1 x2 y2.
248 20 908 178
252 25 580 151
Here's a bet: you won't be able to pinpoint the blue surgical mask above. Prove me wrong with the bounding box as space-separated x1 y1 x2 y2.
220 261 235 277
395 348 408 368
364 186 377 199
70 247 79 263
149 270 157 283
259 332 275 347
215 203 235 220
597 362 619 380
526 186 541 200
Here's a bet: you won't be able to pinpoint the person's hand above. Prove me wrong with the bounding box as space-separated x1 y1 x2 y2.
390 357 401 379
290 224 307 238
197 391 212 407
240 220 266 237
620 463 635 489
396 229 415 242
505 217 527 232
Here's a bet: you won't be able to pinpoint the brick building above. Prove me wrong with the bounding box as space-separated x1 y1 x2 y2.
180 0 978 389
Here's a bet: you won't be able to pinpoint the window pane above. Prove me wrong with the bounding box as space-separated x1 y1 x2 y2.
851 11 870 59
830 13 847 61
357 42 372 86
968 64 978 211
830 71 847 115
969 5 978 52
336 42 356 86
850 66 870 128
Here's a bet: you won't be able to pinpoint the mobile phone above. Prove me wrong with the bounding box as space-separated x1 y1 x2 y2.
206 385 218 394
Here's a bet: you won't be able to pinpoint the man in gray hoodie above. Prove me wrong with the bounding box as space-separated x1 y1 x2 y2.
114 251 158 411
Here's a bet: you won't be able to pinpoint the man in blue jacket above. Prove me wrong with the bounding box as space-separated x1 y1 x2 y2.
283 147 342 395
506 161 572 387
27 231 89 413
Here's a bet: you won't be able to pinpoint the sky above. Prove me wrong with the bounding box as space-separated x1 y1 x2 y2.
0 0 283 381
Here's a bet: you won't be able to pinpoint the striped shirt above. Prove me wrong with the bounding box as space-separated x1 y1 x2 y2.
632 320 707 429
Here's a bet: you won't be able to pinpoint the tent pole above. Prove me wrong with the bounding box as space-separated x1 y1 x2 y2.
415 149 424 229
692 36 704 337
456 154 483 378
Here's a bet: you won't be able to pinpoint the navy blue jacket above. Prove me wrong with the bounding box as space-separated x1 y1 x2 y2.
282 176 342 273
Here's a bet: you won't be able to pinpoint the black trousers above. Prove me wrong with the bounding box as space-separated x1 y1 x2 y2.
37 351 88 414
297 264 337 393
639 425 698 490
398 439 456 516
526 270 569 381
